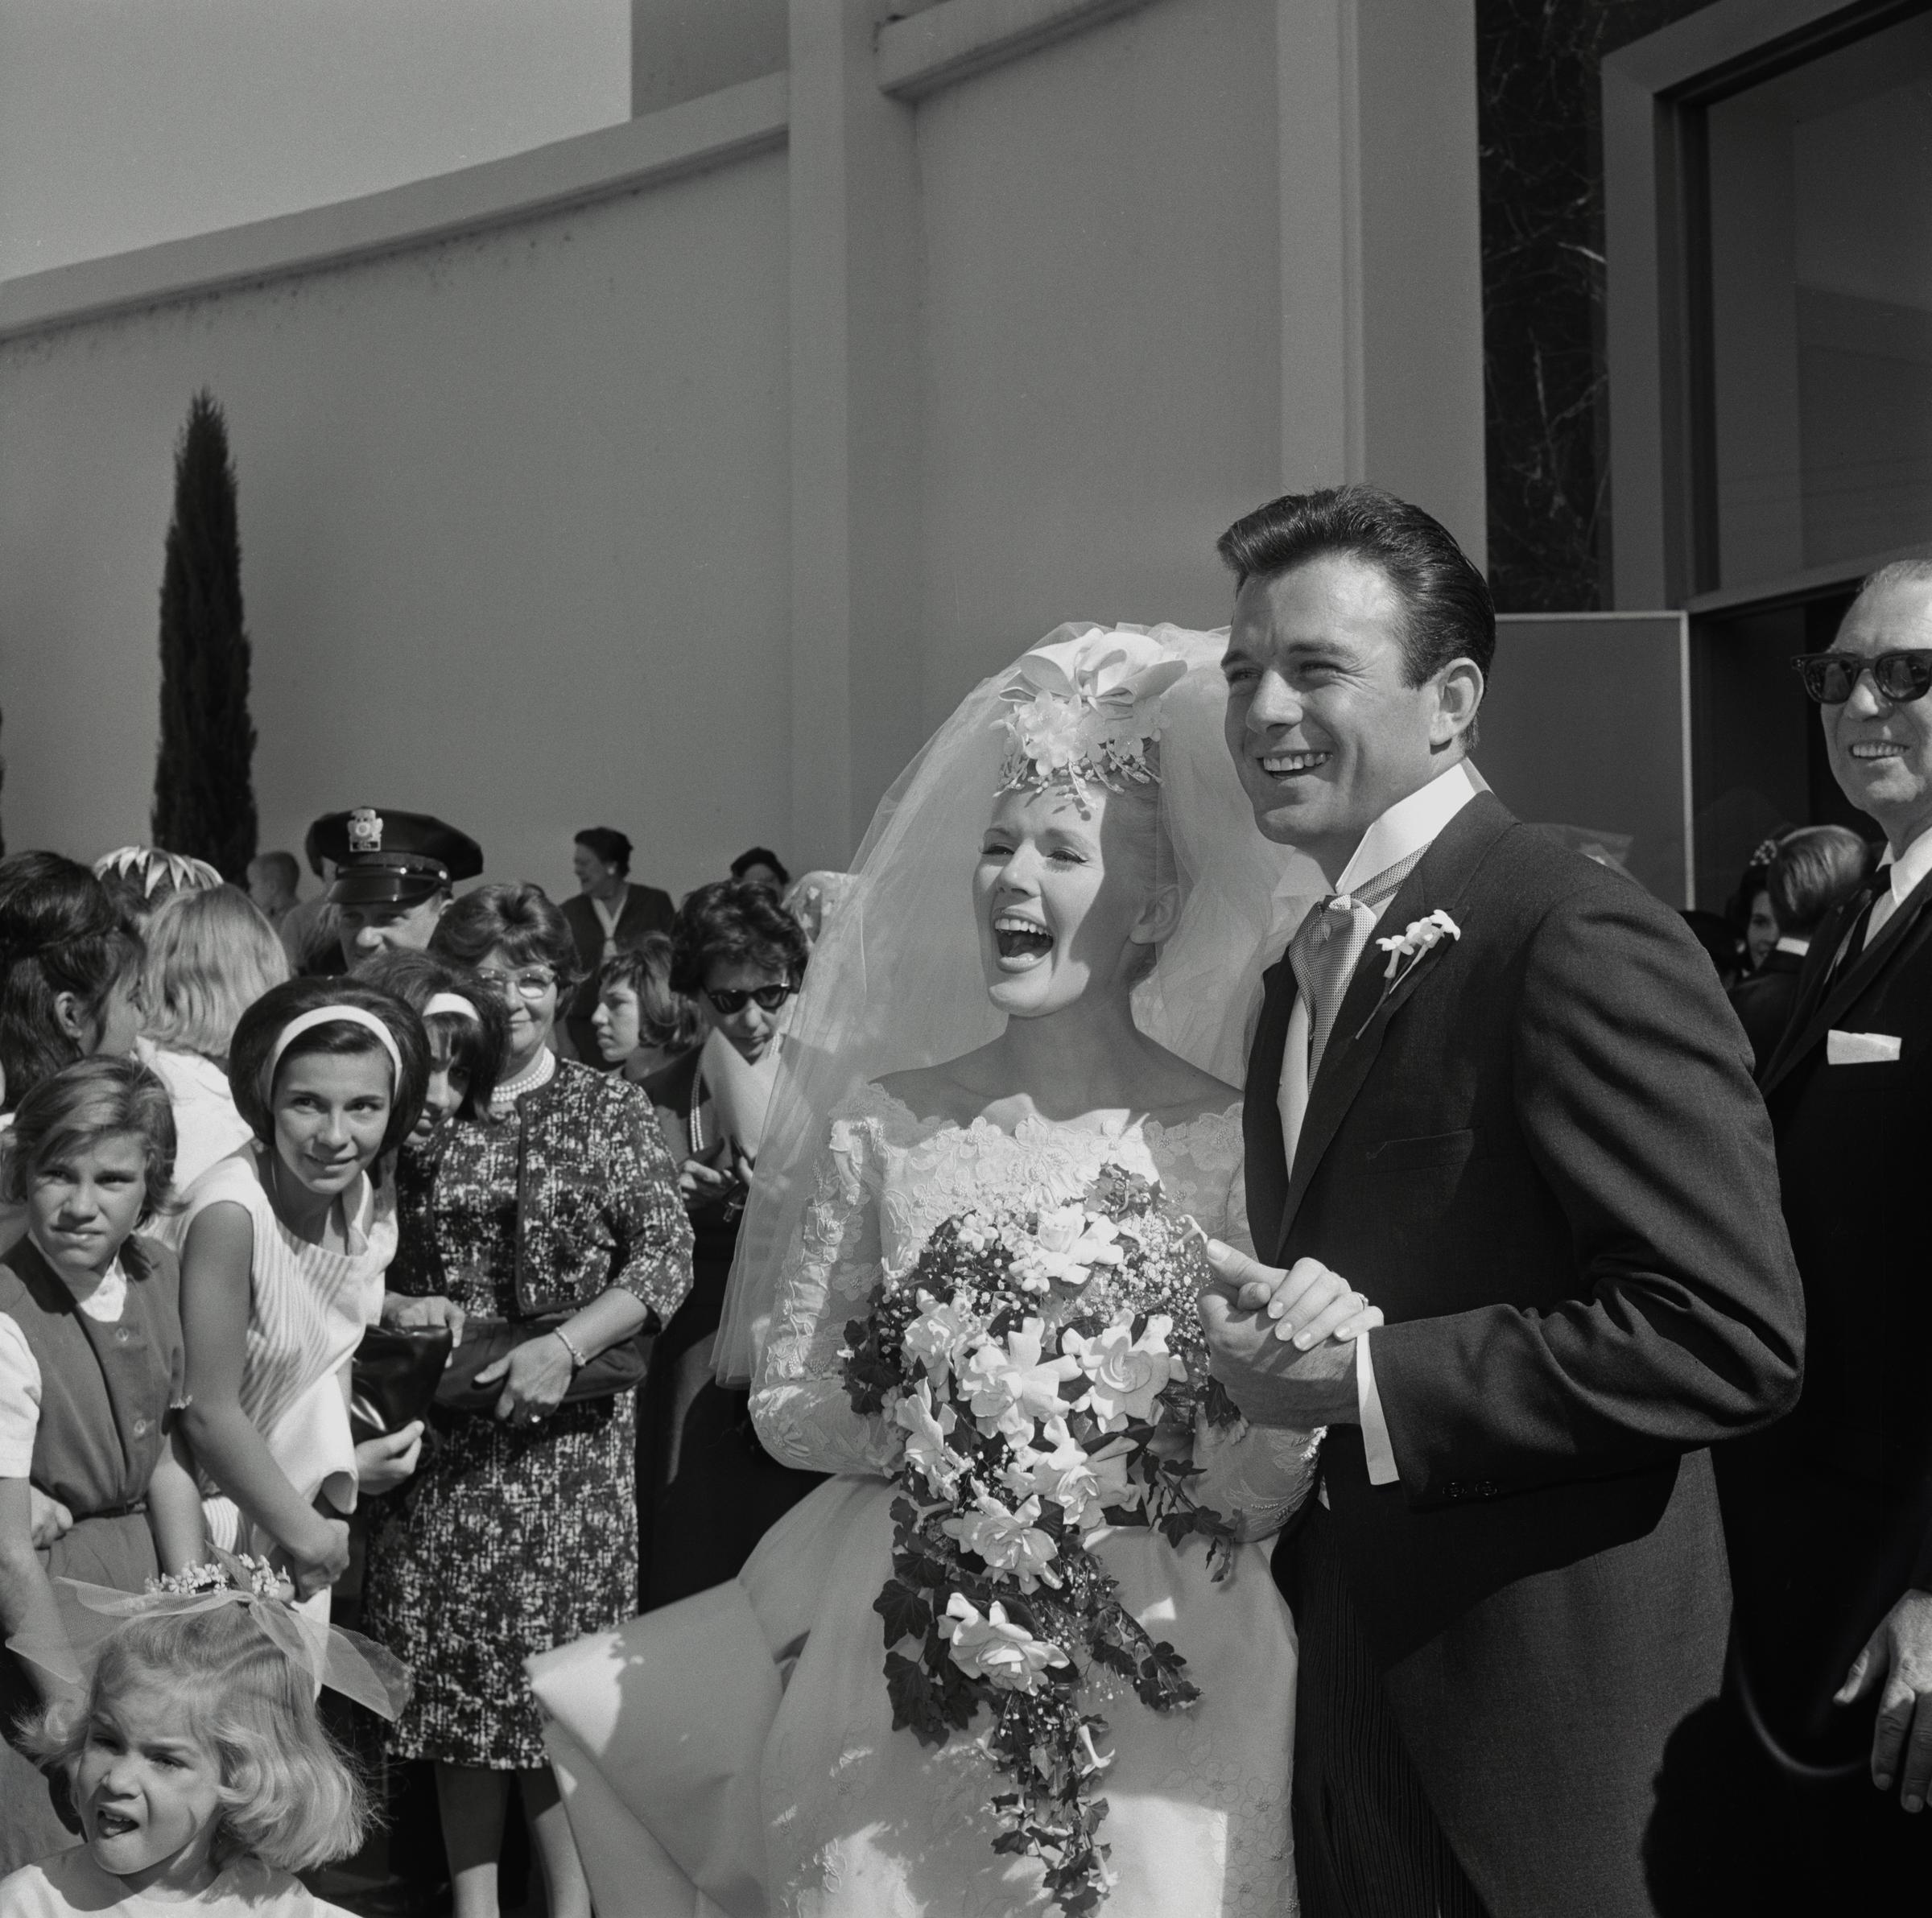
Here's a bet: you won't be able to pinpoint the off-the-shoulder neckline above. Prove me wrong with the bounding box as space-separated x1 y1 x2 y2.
840 1078 1242 1145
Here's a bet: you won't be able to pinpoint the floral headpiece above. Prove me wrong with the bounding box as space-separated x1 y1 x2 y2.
995 626 1190 812
93 846 225 898
8 1549 411 1721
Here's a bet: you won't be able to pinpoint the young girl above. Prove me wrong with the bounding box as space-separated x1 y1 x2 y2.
176 981 428 1619
0 1058 206 1870
2 1578 396 1915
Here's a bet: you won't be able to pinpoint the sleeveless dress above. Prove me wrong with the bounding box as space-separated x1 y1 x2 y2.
0 1234 186 1870
535 1089 1315 1918
171 1145 396 1594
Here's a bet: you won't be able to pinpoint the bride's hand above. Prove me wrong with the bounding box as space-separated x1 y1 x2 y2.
1202 1242 1381 1347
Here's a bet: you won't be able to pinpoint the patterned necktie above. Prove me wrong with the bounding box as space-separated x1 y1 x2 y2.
1286 848 1430 1083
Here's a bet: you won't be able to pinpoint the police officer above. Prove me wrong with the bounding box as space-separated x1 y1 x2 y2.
306 806 484 971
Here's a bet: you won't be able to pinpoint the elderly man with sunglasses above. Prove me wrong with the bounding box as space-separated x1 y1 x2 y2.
1723 557 1932 1902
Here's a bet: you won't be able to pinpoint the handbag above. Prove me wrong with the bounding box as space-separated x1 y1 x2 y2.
433 1316 653 1413
350 1323 454 1442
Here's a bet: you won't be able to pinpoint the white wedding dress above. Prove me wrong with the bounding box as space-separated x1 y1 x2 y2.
739 1083 1315 1918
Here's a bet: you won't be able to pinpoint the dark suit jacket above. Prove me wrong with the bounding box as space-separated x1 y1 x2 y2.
1724 869 1932 1764
1728 945 1805 1070
1245 794 1803 1918
561 885 676 1025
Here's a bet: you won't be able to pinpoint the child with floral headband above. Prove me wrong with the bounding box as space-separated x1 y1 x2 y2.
1 1557 407 1916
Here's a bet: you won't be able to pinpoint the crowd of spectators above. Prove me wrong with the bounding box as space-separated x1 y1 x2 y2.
0 827 819 1916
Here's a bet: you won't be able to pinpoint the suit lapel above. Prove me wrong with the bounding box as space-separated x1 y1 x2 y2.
1761 868 1932 1094
1273 794 1514 1259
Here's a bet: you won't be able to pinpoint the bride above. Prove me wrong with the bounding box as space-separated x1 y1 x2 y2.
534 625 1380 1917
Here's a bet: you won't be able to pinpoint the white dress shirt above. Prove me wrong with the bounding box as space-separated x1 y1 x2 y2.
1278 758 1485 1487
1864 819 1932 947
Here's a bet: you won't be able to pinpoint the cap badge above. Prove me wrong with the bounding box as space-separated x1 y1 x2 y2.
349 808 384 854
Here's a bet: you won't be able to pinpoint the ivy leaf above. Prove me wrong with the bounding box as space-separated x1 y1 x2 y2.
874 1578 931 1648
991 1830 1033 1857
884 1652 951 1747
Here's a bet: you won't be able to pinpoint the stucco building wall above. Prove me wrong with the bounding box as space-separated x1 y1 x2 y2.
0 0 1485 901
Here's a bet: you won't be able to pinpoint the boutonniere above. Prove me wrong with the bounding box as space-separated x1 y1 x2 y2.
1354 910 1461 1039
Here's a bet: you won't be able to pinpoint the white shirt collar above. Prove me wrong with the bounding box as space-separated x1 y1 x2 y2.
1880 819 1932 909
1331 760 1488 898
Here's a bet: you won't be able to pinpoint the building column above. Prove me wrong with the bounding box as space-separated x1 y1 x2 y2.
1275 0 1485 566
787 0 923 869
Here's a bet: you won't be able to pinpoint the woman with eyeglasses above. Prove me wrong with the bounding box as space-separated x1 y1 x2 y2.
636 878 823 1610
360 883 692 1918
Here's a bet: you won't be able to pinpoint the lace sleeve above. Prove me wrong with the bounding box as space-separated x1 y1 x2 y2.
749 1116 902 1477
1154 1107 1320 1542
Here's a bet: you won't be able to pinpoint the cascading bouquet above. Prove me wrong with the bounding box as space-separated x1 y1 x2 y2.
840 1163 1245 1916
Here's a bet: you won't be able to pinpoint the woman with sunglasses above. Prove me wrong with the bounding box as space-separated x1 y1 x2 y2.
636 877 822 1608
360 882 692 1918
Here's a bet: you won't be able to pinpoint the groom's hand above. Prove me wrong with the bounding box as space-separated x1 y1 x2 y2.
1197 1243 1380 1429
1836 1588 1932 1812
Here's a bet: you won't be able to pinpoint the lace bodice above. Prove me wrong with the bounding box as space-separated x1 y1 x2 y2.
749 1082 1315 1540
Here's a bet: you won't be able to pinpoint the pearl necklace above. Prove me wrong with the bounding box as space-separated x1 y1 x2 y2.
493 1047 557 1112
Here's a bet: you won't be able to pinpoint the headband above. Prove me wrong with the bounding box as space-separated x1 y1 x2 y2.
423 992 481 1022
8 1553 411 1720
265 1005 404 1095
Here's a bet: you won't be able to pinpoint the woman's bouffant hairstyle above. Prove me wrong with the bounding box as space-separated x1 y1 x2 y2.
430 882 583 995
729 846 791 888
669 880 810 999
352 948 508 1119
574 827 632 873
601 933 702 1054
2 1055 179 1223
0 852 143 1113
1769 825 1872 938
227 979 429 1157
140 886 291 1062
23 1605 369 1873
1216 485 1496 742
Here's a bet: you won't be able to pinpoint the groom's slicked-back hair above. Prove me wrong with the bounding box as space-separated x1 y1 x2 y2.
1216 484 1496 691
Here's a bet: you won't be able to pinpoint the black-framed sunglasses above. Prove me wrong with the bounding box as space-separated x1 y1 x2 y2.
704 979 799 1016
1792 650 1932 707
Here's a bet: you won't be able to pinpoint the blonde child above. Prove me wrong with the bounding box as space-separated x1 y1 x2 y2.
1 1574 402 1916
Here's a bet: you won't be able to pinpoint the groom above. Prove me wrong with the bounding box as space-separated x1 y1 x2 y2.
1199 486 1806 1917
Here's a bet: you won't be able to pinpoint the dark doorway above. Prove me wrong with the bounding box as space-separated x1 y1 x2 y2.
1690 586 1870 909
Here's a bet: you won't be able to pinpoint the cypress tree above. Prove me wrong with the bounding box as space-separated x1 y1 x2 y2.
152 390 258 878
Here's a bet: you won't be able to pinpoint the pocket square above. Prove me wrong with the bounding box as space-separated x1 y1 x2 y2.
1827 1029 1901 1064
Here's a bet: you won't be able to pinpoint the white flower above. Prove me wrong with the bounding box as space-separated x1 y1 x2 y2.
1063 1317 1175 1427
961 1318 1081 1439
1026 1207 1125 1290
894 1380 967 1495
942 1492 1060 1588
1375 909 1462 980
1019 1429 1139 1530
902 1297 981 1388
938 1593 1068 1693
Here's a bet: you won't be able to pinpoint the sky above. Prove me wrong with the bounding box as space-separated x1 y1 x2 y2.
0 0 630 283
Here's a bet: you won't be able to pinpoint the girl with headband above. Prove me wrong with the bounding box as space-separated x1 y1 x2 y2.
174 981 429 1619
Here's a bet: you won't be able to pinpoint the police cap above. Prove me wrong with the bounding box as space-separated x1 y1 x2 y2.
310 807 484 908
